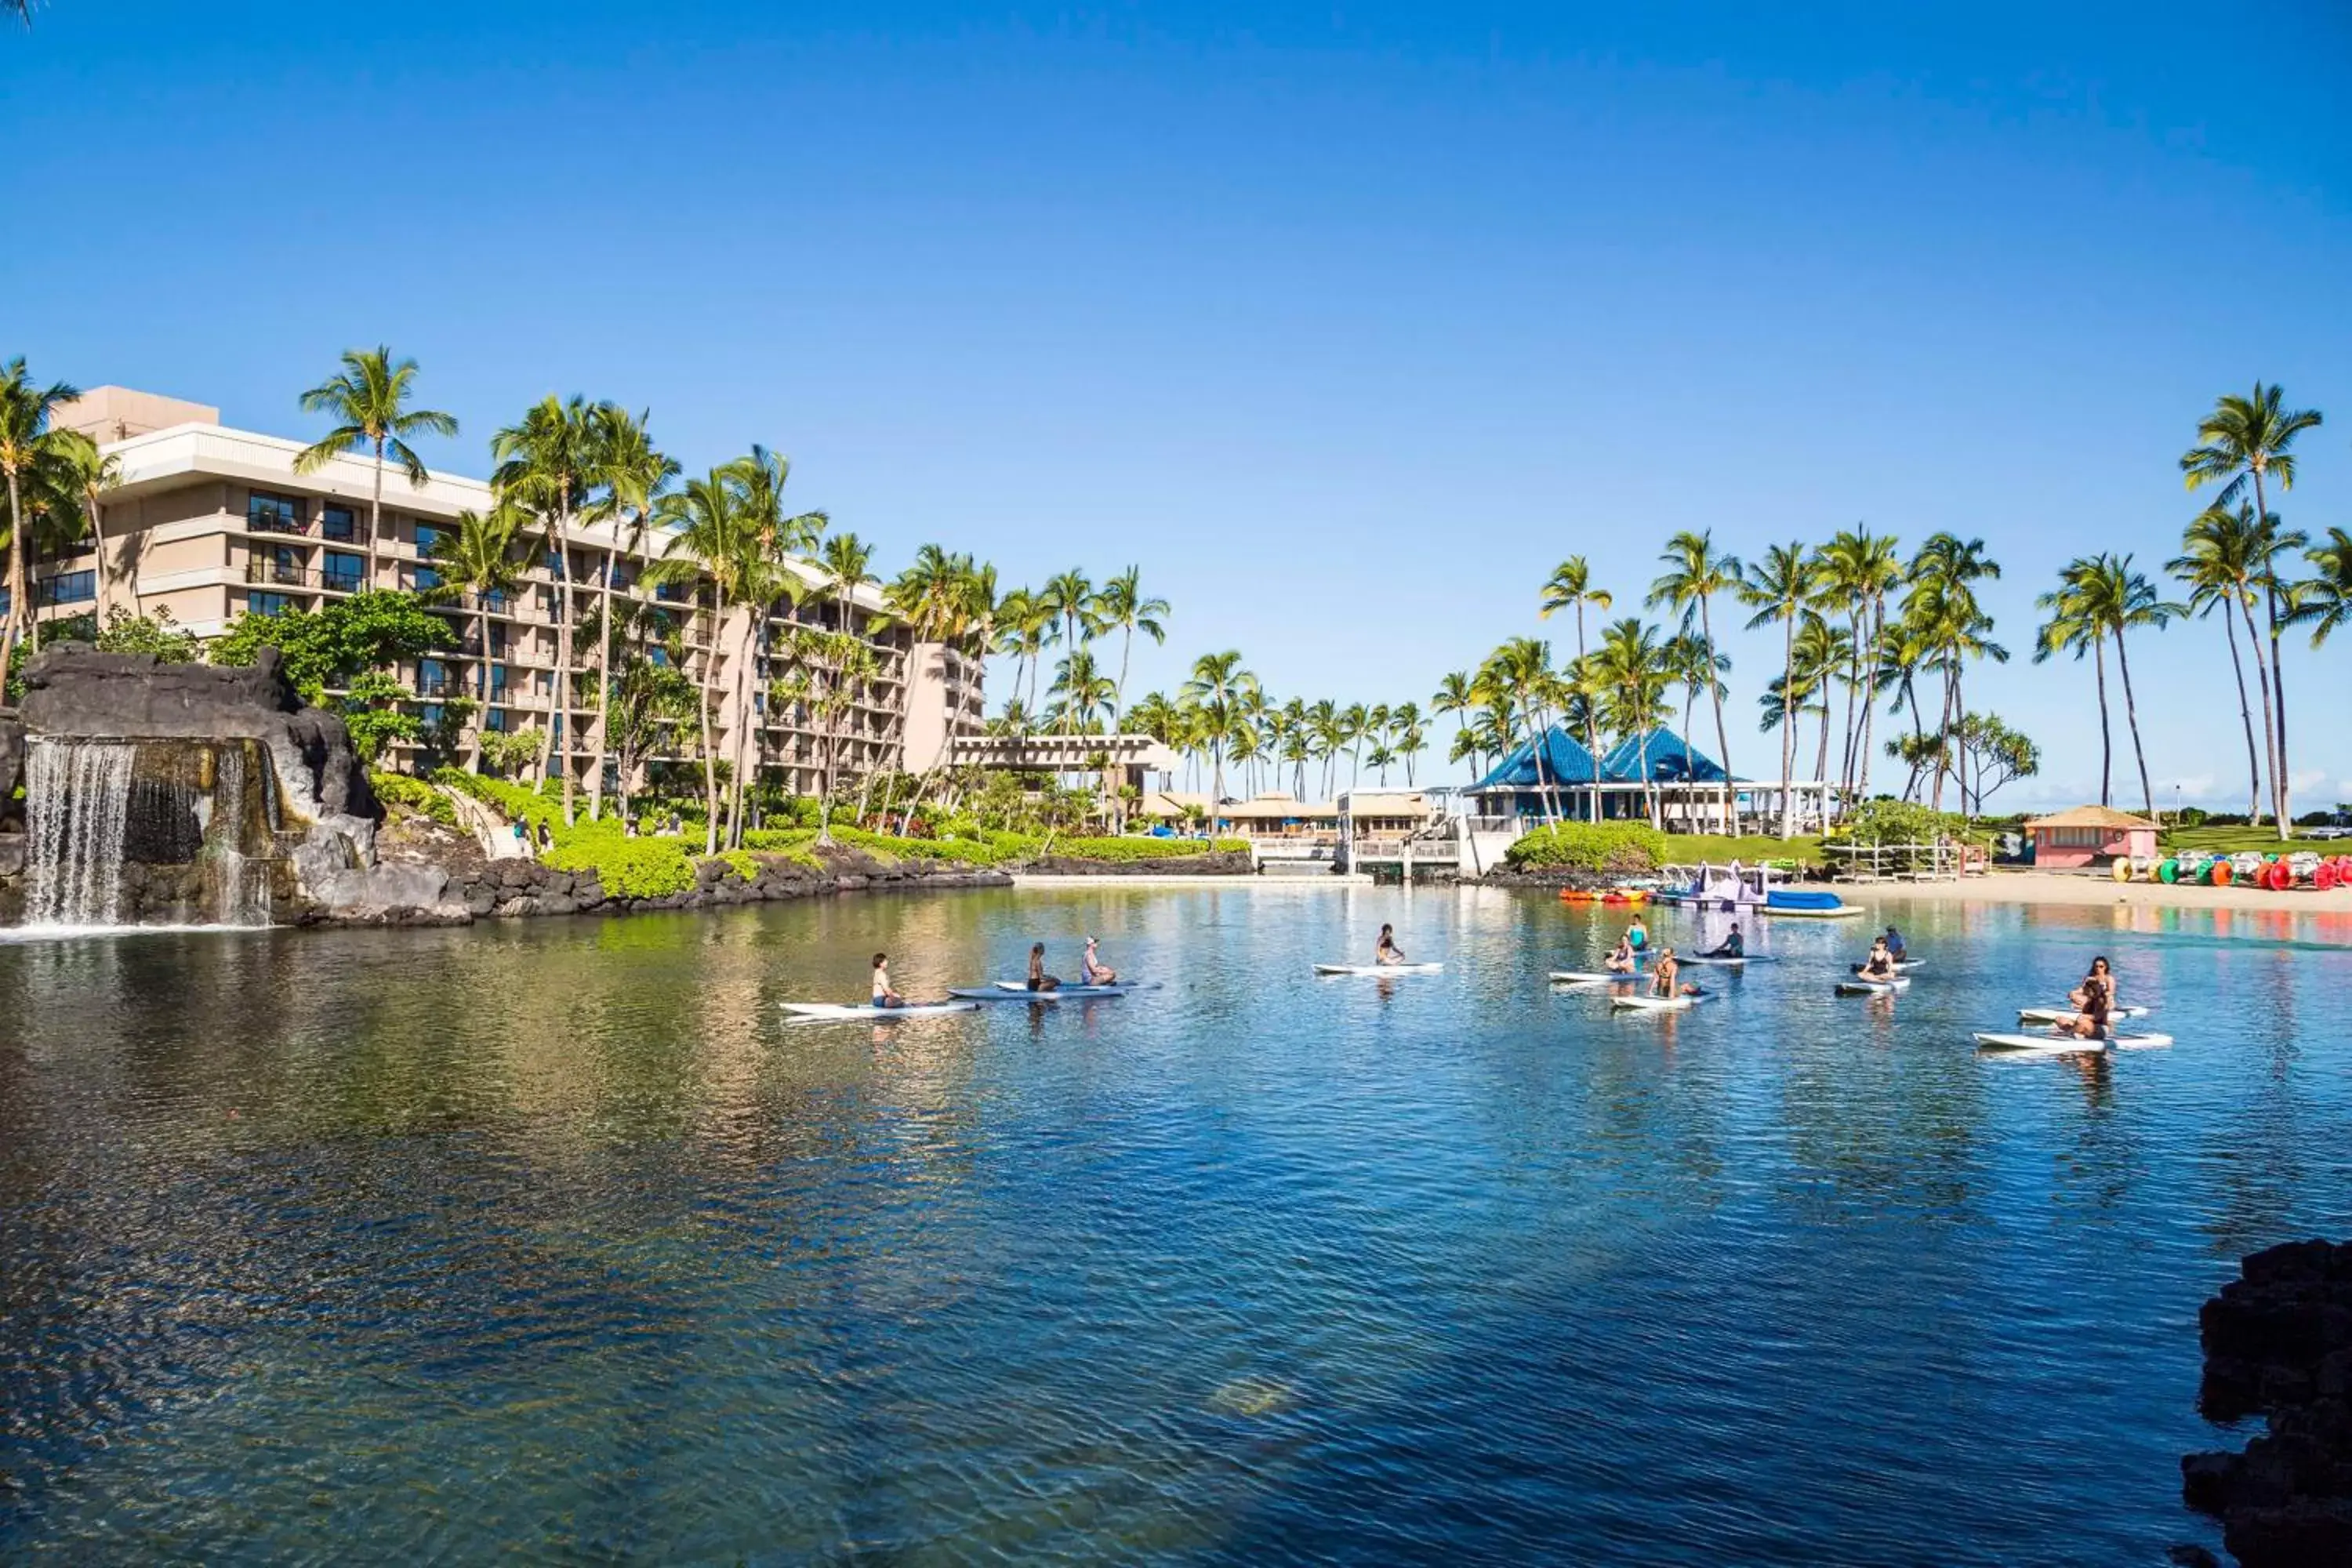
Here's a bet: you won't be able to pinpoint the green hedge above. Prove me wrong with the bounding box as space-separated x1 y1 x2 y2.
1035 835 1249 862
370 771 457 828
1504 822 1668 873
1824 800 1991 850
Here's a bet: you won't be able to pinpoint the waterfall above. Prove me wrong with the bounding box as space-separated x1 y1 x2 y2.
24 739 136 928
208 743 272 927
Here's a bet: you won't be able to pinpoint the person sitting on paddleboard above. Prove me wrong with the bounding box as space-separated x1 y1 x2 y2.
1027 942 1062 993
1650 946 1700 999
1626 915 1648 953
1700 923 1744 960
1374 924 1406 966
1883 925 1907 962
2063 956 2114 1040
1857 936 1897 981
1605 931 1639 974
1082 936 1118 985
871 952 904 1010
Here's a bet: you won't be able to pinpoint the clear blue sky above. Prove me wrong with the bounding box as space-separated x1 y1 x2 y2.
7 1 2348 810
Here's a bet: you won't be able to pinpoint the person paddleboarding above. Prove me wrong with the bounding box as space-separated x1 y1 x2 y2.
1082 936 1119 985
870 952 905 1010
1700 922 1744 960
1026 942 1062 993
1605 931 1639 974
1374 924 1406 967
1626 914 1649 954
2062 955 2116 1039
1650 946 1700 999
1883 924 1908 963
1856 935 1898 982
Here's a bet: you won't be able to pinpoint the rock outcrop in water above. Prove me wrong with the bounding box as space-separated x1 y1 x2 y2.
2182 1238 2352 1567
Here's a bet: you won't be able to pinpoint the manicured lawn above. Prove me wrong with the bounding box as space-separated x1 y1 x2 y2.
2158 826 2350 855
1659 833 1824 867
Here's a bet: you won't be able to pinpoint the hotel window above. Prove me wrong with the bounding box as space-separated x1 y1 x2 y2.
248 590 295 617
411 564 444 592
415 523 446 559
419 703 443 729
321 504 356 542
418 658 449 697
488 665 510 702
36 570 96 606
247 490 303 534
485 709 509 733
325 551 365 592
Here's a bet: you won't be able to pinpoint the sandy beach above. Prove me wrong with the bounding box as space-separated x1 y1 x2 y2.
1857 870 2352 915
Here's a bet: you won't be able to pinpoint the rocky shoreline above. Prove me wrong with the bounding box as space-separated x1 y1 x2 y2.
2181 1238 2352 1566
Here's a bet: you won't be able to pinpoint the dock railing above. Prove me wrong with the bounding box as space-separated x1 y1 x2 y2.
1824 840 1974 882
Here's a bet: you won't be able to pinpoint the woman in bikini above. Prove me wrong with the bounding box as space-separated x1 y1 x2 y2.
2063 956 2116 1039
1026 942 1061 993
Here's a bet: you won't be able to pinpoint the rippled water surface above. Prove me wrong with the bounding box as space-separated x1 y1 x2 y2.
5 887 2351 1564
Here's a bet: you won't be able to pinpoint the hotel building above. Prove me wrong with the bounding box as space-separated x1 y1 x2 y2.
13 387 987 794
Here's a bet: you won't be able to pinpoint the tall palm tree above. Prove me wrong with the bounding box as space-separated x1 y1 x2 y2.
34 430 124 621
1389 701 1426 787
579 405 676 820
1431 670 1475 771
1181 652 1255 822
427 502 530 769
0 359 78 688
1904 533 2005 812
990 587 1050 720
1095 565 1169 728
2167 503 2271 822
294 347 458 599
2034 568 2111 808
1595 617 1670 828
816 532 878 793
492 394 604 818
1048 645 1116 732
1649 531 1743 834
2182 383 2323 835
2291 527 2352 648
1809 527 1902 799
724 445 825 839
1037 569 1098 674
1740 541 1813 837
2075 554 2175 821
1484 637 1559 821
1538 557 1612 820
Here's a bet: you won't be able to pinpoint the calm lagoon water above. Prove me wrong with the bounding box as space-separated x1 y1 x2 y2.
4 886 2350 1564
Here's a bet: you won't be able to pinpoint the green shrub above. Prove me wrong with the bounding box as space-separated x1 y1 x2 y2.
370 770 458 827
1504 822 1668 873
543 833 697 899
1036 835 1242 862
1825 799 1987 849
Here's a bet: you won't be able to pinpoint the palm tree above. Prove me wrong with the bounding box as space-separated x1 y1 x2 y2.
1538 557 1612 820
2182 383 2324 835
1809 527 1902 800
426 502 530 768
1037 569 1098 673
1484 637 1559 822
815 532 879 797
990 588 1051 720
1649 531 1743 834
1740 541 1813 837
2292 528 2352 648
1180 652 1253 822
1595 617 1670 828
492 394 604 818
647 471 750 852
34 430 125 621
294 347 458 599
2168 503 2271 822
1904 534 2005 812
2067 554 2175 821
1388 701 1425 787
724 445 825 839
1094 565 1169 728
580 405 676 820
1431 671 1475 769
0 359 78 689
2034 568 2111 808
1048 645 1116 732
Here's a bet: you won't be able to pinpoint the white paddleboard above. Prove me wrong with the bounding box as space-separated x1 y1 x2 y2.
1612 993 1699 1011
949 984 1135 1000
992 979 1160 993
781 1000 980 1020
2017 1004 2151 1025
1851 959 1922 974
1679 954 1753 967
1835 977 1910 995
1314 962 1443 975
1973 1029 2111 1054
1550 969 1639 985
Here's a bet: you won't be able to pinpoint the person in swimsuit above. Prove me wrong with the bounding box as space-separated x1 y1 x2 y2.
1082 936 1118 985
1374 924 1405 966
1701 922 1744 960
2064 956 2116 1038
870 952 904 1010
1026 942 1061 993
1626 915 1648 953
1857 936 1897 981
1650 946 1700 998
1883 925 1907 963
1605 931 1639 974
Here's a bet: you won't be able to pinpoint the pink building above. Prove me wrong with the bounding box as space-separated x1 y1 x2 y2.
2025 806 2161 869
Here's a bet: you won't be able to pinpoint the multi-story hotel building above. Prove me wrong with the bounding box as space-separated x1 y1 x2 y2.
13 387 987 793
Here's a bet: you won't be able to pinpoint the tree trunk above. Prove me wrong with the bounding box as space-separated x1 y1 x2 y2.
1702 601 1736 837
1 467 24 698
2092 636 2112 807
1813 690 1832 824
589 545 615 821
556 524 576 826
698 637 719 856
1855 598 1884 803
2219 597 2260 822
2235 586 2275 829
2265 579 2291 837
1777 610 1796 837
472 601 492 770
2115 622 2154 822
370 434 386 600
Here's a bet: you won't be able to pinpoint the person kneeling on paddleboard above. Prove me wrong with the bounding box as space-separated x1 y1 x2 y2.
1374 924 1406 966
1883 925 1907 962
1701 923 1744 960
1605 931 1639 974
1857 937 1897 982
871 953 905 1010
1027 942 1062 993
1650 947 1700 999
1083 936 1118 985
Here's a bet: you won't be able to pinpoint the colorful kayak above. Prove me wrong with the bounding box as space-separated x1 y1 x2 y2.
1313 962 1443 975
781 1000 981 1020
1835 977 1910 995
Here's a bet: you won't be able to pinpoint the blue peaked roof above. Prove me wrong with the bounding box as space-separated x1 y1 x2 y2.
1471 725 1732 792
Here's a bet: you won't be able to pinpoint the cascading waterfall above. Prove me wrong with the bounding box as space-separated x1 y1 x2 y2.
24 739 136 928
208 743 273 927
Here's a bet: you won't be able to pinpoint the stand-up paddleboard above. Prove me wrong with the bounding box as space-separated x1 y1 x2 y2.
1973 1029 2106 1054
1851 959 1923 974
991 980 1162 993
1550 970 1636 985
1835 977 1910 995
1313 962 1443 975
949 984 1137 1000
1680 953 1762 967
781 1000 981 1021
1612 992 1699 1011
2017 1004 2151 1025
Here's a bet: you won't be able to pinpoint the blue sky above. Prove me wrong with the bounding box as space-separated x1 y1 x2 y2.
6 2 2348 809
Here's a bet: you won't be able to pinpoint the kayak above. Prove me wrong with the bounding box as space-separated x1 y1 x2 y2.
1835 977 1910 995
1612 993 1700 1011
1550 969 1638 985
1314 962 1443 975
2016 1004 2151 1025
781 1000 981 1020
949 984 1138 1000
